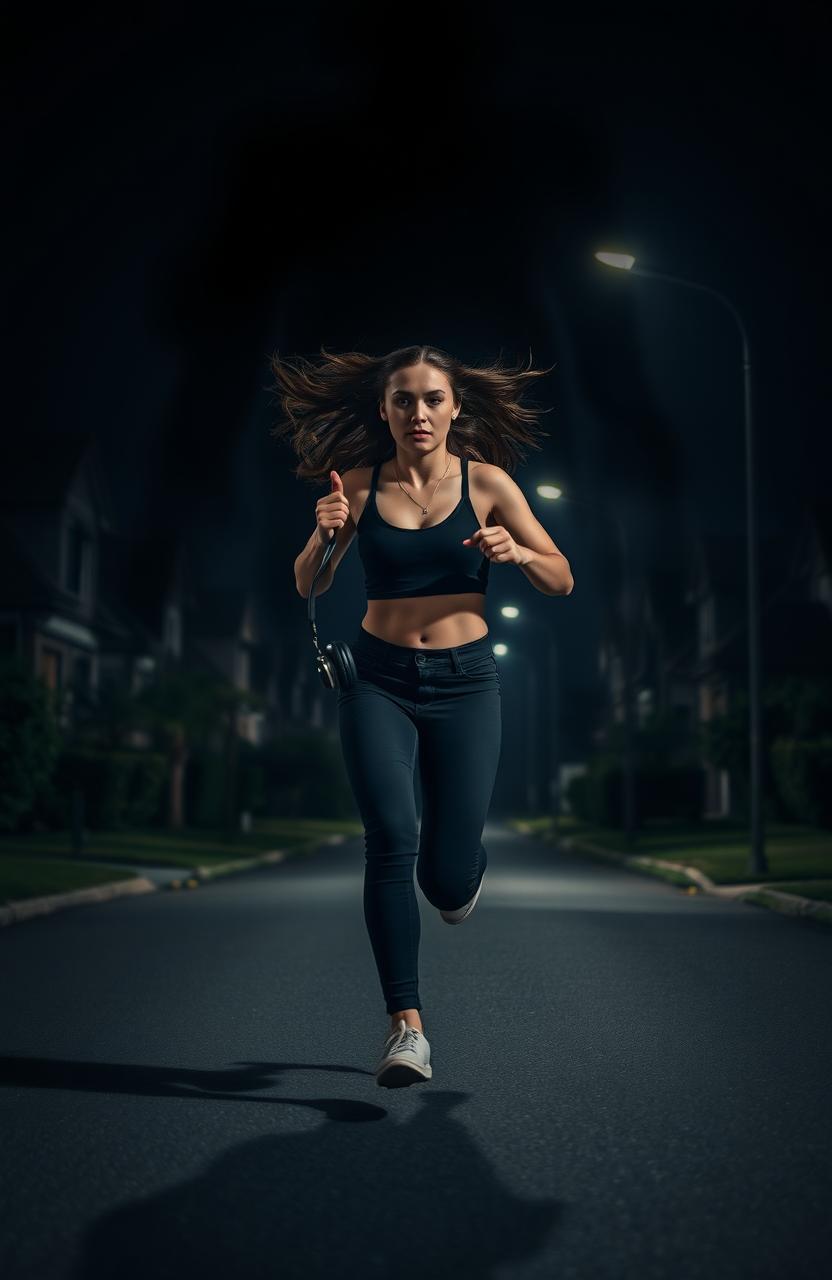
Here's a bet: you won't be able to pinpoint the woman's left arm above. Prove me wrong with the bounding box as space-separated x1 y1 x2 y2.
462 465 574 597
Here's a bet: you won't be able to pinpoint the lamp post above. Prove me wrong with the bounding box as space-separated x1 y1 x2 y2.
595 252 767 875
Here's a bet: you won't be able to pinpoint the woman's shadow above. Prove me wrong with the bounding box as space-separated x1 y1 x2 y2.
0 1051 561 1278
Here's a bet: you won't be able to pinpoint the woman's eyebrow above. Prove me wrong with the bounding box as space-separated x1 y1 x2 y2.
392 388 445 395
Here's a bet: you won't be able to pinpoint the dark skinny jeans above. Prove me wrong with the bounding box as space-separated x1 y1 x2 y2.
337 625 502 1015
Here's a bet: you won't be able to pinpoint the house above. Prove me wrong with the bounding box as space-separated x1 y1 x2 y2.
594 512 824 820
0 430 134 729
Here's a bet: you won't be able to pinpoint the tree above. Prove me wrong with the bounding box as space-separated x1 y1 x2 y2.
133 667 263 831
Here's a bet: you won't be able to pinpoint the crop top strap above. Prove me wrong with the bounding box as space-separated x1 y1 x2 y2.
460 455 469 500
369 460 381 495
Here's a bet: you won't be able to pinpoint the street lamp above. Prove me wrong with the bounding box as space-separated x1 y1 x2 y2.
594 250 766 875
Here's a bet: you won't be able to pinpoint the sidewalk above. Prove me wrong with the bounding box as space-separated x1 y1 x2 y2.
557 833 832 926
0 835 347 928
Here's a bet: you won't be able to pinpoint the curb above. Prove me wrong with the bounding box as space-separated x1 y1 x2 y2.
0 875 157 927
0 838 346 928
557 834 832 927
188 848 288 882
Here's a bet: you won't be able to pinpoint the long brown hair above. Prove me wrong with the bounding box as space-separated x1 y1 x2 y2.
268 343 556 485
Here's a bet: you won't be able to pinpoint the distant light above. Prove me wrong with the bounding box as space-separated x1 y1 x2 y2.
595 251 636 271
536 484 562 501
493 642 509 656
500 606 520 618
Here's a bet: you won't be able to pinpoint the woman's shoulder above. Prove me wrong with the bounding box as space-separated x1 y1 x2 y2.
468 459 506 492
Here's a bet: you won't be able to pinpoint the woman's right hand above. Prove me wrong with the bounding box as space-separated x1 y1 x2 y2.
316 470 350 545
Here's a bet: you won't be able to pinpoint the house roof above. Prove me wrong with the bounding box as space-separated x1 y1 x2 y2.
0 523 61 610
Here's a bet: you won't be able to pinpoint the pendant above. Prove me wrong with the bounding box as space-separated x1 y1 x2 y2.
422 507 428 514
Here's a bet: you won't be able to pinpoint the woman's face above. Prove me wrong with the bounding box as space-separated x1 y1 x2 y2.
379 363 458 454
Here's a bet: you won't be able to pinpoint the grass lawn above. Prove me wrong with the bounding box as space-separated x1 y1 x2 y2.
0 817 363 869
0 856 140 903
508 814 832 885
0 817 364 904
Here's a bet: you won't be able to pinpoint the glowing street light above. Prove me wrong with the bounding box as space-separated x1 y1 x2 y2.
594 251 636 271
594 248 766 875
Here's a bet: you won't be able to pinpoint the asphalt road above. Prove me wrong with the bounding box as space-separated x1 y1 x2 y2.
1 824 830 1279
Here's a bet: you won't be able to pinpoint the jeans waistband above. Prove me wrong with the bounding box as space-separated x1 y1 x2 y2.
353 625 493 673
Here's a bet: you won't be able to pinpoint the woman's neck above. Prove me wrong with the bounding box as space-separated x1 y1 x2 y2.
391 450 456 488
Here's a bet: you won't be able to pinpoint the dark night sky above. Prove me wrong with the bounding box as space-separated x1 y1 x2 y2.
5 2 829 712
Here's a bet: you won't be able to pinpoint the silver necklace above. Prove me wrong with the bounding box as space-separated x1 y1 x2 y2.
394 452 453 515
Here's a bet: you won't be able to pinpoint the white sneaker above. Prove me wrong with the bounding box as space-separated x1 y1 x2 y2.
375 1019 433 1088
440 872 485 924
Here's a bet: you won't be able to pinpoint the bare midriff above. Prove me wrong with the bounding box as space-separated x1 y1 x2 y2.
353 458 492 650
362 595 489 650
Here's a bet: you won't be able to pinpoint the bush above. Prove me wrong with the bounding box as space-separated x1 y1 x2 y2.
38 747 167 830
567 753 705 827
770 736 832 828
238 739 267 815
0 657 61 831
185 747 226 828
260 728 357 818
183 740 267 829
565 772 590 821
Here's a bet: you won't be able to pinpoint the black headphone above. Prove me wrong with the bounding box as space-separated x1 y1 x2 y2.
307 535 359 690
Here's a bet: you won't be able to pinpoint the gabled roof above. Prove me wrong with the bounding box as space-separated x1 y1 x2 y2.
0 523 64 610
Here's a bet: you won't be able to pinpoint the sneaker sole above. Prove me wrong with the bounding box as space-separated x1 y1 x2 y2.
440 873 485 925
375 1059 433 1088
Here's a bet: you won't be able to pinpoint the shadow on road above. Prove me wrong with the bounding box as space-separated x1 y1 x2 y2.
0 1052 562 1277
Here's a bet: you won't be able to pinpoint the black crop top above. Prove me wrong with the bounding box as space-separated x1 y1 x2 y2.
356 456 491 601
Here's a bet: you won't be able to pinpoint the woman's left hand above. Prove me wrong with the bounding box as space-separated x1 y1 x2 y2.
463 526 524 564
